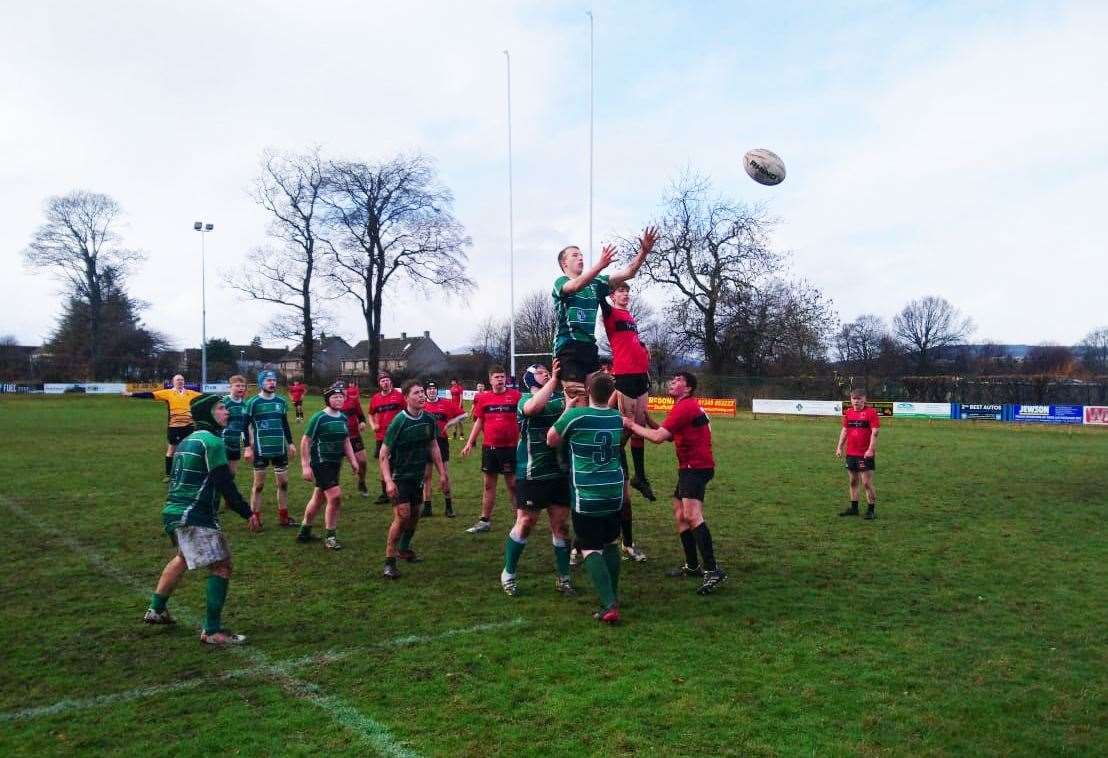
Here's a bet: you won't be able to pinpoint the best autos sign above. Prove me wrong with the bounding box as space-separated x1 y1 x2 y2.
1009 404 1083 425
953 404 1004 420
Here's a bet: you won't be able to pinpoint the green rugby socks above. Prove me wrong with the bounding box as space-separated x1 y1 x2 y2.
150 593 168 613
204 575 229 634
603 543 621 597
504 531 527 574
552 537 571 576
584 552 617 610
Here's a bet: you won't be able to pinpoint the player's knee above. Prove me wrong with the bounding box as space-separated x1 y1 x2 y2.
252 482 264 494
277 480 288 492
211 560 232 578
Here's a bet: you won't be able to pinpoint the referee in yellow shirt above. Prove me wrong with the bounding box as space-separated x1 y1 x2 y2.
127 374 202 481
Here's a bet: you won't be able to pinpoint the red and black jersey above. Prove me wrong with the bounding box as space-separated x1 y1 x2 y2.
602 305 649 375
473 388 522 448
842 406 880 456
341 389 366 437
289 382 307 402
424 398 465 436
449 383 463 405
369 389 405 442
661 396 715 469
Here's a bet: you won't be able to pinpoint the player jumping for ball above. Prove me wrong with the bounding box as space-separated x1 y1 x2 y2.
461 366 522 534
243 370 297 528
551 227 656 408
379 380 448 578
836 388 880 519
297 382 361 550
143 394 261 645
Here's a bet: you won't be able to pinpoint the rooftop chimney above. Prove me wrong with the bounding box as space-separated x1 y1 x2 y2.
401 332 407 339
379 333 385 341
423 330 430 338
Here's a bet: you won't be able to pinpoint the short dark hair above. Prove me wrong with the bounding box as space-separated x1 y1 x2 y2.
400 379 423 396
612 282 630 293
676 371 697 394
557 245 579 270
489 365 506 377
587 371 616 405
849 388 867 398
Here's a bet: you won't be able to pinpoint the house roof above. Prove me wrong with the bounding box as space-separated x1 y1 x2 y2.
347 334 437 361
278 336 355 362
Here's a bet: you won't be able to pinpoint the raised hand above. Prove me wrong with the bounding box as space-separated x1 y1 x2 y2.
639 225 659 255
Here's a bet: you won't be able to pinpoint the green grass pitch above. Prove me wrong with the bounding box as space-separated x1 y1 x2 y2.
0 395 1104 756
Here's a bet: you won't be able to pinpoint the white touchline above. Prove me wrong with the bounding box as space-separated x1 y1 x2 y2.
0 496 523 756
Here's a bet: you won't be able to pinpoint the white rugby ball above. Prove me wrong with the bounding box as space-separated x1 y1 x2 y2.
743 148 786 186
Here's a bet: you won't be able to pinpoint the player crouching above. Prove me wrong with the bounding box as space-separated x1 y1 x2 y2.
297 382 361 550
144 395 260 645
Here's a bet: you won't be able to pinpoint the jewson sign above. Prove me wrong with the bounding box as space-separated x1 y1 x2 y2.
752 399 842 416
1007 404 1083 425
952 404 1004 421
892 402 952 419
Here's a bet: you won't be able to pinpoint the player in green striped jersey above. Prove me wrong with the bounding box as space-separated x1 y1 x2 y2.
499 360 576 597
547 372 626 623
243 370 297 528
379 380 448 578
144 394 260 645
296 382 361 551
220 374 248 475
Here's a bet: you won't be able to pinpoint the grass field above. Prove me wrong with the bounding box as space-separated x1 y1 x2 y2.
0 395 1105 756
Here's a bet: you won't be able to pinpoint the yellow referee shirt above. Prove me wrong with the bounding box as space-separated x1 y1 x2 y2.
152 388 202 427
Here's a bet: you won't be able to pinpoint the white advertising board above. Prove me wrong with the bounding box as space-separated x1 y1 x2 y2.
892 402 952 419
44 382 128 395
752 399 842 416
203 383 231 393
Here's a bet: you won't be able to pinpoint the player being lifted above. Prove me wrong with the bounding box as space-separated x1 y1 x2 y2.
836 388 880 519
551 227 656 408
297 383 361 550
342 381 370 497
126 373 202 481
547 372 626 623
379 380 448 578
368 372 405 505
461 366 522 534
243 370 297 528
221 375 248 475
421 381 466 518
623 372 727 595
143 394 260 645
500 361 576 598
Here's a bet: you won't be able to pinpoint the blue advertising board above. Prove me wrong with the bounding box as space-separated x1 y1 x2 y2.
952 403 1004 420
1007 404 1084 425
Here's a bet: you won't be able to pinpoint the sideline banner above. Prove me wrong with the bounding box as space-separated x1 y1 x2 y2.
650 395 737 417
203 383 231 393
1084 406 1108 426
44 382 128 395
953 403 1004 420
1008 404 1083 425
893 401 952 419
752 399 842 416
867 400 894 417
0 383 42 393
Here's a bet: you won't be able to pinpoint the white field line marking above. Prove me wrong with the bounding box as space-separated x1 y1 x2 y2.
0 619 524 723
2 496 519 757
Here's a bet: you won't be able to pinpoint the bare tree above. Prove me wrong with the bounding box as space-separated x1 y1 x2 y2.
1079 326 1108 374
323 154 474 378
721 278 837 375
514 289 557 357
23 191 144 378
470 317 511 372
230 149 330 381
835 314 888 381
892 296 974 373
1024 343 1076 376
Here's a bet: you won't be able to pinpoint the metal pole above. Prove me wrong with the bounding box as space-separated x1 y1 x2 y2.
504 49 516 378
200 229 207 389
587 10 594 267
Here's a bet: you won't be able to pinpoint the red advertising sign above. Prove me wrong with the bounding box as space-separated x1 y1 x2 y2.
1084 406 1108 425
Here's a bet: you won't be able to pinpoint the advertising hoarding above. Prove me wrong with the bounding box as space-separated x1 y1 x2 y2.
892 402 952 419
650 396 737 417
1008 404 1083 425
1084 406 1108 426
953 404 1004 420
752 399 842 416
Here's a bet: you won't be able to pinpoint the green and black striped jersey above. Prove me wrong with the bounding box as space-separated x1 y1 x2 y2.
221 394 247 453
552 273 610 352
162 430 229 533
552 406 624 515
244 393 291 457
305 409 351 465
384 410 437 482
516 391 566 481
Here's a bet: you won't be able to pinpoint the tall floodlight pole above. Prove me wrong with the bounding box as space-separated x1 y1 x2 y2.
586 10 594 267
193 221 214 388
504 49 516 377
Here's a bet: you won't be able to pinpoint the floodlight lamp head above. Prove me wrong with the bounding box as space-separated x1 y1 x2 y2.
193 221 202 230
204 223 213 231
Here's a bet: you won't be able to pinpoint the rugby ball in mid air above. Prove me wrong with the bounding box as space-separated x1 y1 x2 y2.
743 148 786 186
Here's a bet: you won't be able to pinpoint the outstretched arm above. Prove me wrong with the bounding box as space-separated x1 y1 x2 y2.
623 416 672 444
559 246 616 295
608 226 657 287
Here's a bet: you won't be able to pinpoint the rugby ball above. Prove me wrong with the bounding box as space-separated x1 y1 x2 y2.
743 148 786 186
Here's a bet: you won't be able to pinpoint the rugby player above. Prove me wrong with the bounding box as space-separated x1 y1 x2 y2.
421 381 466 518
835 388 880 519
220 375 248 476
623 372 727 595
379 380 448 578
127 374 202 481
551 226 656 407
461 366 522 534
597 360 649 563
243 370 297 528
500 361 576 597
289 379 307 422
547 371 625 622
342 381 370 497
368 372 405 505
448 378 466 440
143 394 261 645
297 383 361 550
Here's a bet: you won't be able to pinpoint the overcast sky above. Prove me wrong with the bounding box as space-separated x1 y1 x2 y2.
2 0 1105 355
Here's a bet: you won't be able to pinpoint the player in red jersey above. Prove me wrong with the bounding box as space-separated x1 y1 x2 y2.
368 372 405 504
448 378 466 440
624 371 727 595
421 381 467 517
289 380 307 422
461 365 522 534
341 381 370 497
835 388 880 519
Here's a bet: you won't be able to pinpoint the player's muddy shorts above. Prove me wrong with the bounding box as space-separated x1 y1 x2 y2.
172 526 230 570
